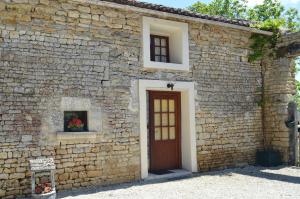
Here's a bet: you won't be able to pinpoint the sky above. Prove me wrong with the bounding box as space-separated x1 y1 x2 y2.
296 58 300 81
142 0 300 12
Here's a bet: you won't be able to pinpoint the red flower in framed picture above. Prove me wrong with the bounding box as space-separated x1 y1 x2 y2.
64 111 88 132
67 118 84 131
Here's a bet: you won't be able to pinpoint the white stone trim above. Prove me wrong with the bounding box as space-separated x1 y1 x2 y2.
56 132 97 140
142 17 190 71
60 97 102 133
139 80 197 179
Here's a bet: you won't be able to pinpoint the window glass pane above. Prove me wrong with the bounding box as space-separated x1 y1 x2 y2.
162 113 168 126
169 100 175 112
169 127 175 140
161 56 167 63
161 48 166 56
155 128 161 141
155 114 161 127
161 38 166 46
154 99 160 112
155 38 160 46
161 99 168 112
169 113 175 126
155 56 160 62
155 47 161 55
162 127 168 140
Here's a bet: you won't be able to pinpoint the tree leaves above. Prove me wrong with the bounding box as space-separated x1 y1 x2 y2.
188 0 248 19
189 0 300 62
188 0 300 32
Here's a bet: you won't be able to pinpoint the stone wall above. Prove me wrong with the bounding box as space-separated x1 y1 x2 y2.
264 32 300 162
0 0 263 198
190 23 263 170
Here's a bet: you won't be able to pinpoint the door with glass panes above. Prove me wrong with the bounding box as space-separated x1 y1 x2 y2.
149 91 181 171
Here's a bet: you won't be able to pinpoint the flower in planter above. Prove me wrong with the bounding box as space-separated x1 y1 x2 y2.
35 185 43 194
67 118 84 130
44 186 52 193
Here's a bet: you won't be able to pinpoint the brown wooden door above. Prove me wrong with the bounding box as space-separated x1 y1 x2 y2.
149 91 181 172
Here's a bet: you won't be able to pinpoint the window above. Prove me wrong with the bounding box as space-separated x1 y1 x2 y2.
64 111 88 132
143 17 189 71
150 35 170 63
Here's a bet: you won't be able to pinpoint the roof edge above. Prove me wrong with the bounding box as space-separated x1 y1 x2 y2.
81 0 273 36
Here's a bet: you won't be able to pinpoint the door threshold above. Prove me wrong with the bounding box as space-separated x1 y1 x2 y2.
144 169 192 182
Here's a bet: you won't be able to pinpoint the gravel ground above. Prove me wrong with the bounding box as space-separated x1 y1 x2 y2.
58 166 300 199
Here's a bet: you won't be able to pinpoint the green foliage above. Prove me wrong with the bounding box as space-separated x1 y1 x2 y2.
188 0 248 19
188 0 300 62
188 0 300 31
247 0 284 21
246 0 299 61
295 79 300 107
285 8 300 32
249 18 284 61
248 34 269 62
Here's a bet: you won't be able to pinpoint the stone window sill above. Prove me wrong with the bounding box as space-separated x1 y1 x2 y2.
56 132 97 140
144 61 189 71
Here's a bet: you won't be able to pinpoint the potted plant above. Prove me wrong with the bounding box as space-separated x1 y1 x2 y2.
253 55 285 167
256 149 282 167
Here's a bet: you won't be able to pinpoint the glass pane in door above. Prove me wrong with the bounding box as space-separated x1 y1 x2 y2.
169 127 175 140
169 100 175 112
155 114 161 126
162 113 168 126
155 128 161 140
161 99 168 112
154 99 160 112
169 113 175 126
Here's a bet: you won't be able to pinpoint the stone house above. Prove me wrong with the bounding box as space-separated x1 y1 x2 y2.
0 0 299 198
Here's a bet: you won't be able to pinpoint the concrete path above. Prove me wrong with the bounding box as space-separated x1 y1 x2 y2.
58 166 300 199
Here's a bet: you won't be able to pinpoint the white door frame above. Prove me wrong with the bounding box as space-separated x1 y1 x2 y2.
139 79 198 179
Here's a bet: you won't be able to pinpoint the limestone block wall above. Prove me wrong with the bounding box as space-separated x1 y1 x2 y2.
0 0 263 198
264 32 300 162
190 23 263 170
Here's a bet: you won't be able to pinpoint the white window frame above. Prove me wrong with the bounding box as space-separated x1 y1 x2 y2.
142 17 190 71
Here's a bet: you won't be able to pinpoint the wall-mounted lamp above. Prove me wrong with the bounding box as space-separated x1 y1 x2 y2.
167 83 175 91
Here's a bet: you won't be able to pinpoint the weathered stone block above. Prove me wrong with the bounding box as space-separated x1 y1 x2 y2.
40 0 49 5
69 172 79 179
9 173 25 179
78 5 90 13
21 135 32 142
62 162 75 168
68 11 79 18
87 170 100 178
58 173 69 181
0 190 5 197
0 174 9 180
31 150 41 157
56 149 67 155
0 152 7 159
